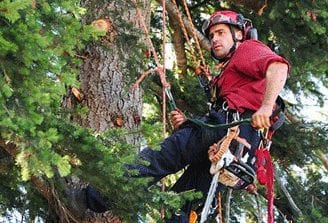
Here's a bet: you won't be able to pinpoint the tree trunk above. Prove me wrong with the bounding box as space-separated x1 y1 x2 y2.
64 0 151 144
61 1 152 222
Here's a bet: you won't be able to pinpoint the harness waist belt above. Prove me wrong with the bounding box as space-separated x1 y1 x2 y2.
211 98 254 119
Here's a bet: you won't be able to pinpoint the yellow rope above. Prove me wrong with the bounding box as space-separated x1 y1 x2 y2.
131 0 170 219
180 0 206 66
171 0 198 67
218 192 223 222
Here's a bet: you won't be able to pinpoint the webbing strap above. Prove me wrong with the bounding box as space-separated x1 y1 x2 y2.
188 118 252 130
255 148 274 223
165 87 252 130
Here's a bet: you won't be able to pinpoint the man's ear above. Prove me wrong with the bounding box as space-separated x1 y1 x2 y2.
236 30 243 41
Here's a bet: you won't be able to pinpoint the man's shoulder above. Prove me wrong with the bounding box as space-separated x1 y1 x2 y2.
236 39 277 58
239 39 270 50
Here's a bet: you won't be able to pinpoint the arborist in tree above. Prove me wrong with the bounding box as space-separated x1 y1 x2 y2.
85 9 290 222
131 9 291 222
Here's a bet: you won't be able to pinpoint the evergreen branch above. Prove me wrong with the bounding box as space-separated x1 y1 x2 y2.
318 151 328 170
0 139 80 223
274 163 304 217
254 194 263 223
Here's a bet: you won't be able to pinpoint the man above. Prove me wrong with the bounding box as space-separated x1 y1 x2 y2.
134 10 290 222
85 9 290 222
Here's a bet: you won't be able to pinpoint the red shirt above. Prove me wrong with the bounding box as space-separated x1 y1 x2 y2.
213 40 290 113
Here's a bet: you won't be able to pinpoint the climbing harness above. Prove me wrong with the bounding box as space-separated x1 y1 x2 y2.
164 86 252 130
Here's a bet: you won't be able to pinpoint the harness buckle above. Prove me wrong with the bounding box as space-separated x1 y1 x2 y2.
222 101 229 111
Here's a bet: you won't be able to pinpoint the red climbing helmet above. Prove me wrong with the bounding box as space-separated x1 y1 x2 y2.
202 10 258 41
202 10 245 37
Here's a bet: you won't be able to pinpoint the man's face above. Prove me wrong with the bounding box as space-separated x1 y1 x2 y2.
209 24 241 59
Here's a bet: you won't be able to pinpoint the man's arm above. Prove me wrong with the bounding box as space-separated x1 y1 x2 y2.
251 62 289 129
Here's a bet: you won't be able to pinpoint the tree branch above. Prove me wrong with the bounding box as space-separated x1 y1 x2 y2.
156 0 211 52
274 164 303 217
0 156 12 173
0 139 80 223
168 13 188 76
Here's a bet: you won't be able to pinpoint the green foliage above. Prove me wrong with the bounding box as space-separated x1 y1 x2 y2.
0 0 103 221
0 0 93 181
1 0 328 222
0 162 50 221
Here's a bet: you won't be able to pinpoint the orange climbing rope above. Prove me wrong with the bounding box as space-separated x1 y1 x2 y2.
171 0 210 77
131 0 171 218
160 1 167 219
171 0 198 66
131 1 210 220
217 192 223 222
180 0 206 67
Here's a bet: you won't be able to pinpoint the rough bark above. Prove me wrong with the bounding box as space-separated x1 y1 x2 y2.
63 1 149 143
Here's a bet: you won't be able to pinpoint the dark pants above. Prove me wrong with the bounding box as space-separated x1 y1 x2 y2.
136 110 261 221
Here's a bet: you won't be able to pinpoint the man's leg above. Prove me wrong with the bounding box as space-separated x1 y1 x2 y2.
167 121 261 222
134 110 228 180
136 127 196 179
238 123 261 167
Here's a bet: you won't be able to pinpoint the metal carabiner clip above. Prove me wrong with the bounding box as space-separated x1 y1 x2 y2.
222 101 229 111
164 87 177 110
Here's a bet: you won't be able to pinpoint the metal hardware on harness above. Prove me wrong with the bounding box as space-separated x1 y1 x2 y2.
202 126 239 222
221 161 255 189
202 124 257 222
222 101 229 111
233 110 240 122
164 87 177 111
200 171 220 223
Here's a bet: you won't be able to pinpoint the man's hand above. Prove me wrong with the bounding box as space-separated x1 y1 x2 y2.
251 105 273 129
252 61 288 129
170 108 187 129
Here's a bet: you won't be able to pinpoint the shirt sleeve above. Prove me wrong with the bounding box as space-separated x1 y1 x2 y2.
232 40 290 79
